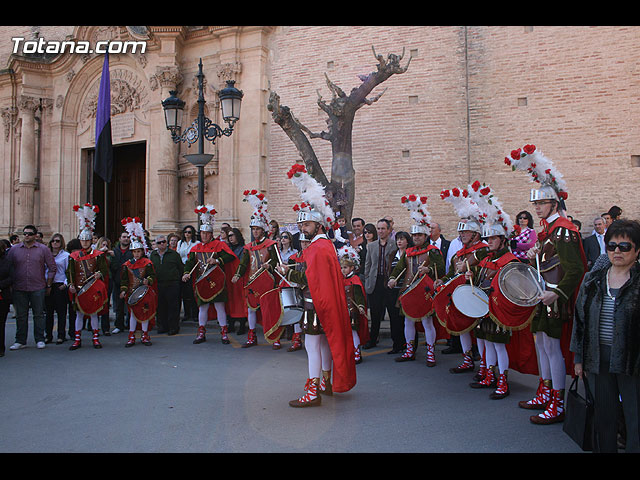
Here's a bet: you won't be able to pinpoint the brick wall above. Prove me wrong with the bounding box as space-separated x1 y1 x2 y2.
267 26 640 239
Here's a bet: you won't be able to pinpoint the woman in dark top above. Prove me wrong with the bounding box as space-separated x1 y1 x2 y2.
0 240 14 357
571 219 640 452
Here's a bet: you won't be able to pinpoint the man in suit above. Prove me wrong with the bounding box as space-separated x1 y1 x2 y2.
363 218 398 349
584 216 606 270
428 222 450 268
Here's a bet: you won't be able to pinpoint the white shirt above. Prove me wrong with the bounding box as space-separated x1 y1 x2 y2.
430 236 442 249
45 249 70 284
177 239 200 263
445 236 463 274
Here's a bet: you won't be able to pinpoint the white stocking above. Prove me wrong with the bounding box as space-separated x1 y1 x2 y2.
213 302 227 327
422 316 436 346
248 309 257 329
320 334 332 372
198 304 209 327
294 323 302 334
404 318 416 344
305 334 322 379
535 333 552 380
485 340 497 367
129 313 140 332
495 342 509 374
542 332 566 390
352 330 360 349
476 337 486 365
75 311 98 331
460 331 473 353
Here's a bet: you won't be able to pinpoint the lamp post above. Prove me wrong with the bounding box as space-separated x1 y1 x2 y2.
162 58 243 209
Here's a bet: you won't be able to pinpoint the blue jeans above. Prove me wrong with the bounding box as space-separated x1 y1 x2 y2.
13 289 46 345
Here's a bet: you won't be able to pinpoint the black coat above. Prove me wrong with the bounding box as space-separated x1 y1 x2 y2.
110 245 134 286
0 253 14 303
583 233 603 270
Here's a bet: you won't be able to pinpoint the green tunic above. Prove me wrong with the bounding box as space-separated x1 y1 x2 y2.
532 219 586 339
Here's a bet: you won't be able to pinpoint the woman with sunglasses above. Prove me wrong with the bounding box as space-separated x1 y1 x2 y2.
511 210 537 263
279 232 298 264
45 234 70 344
177 226 199 323
571 219 640 452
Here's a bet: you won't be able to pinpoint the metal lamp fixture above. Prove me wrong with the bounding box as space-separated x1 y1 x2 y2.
161 58 243 207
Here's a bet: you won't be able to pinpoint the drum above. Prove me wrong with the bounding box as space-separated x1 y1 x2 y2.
489 262 542 330
194 264 226 303
399 274 435 319
497 262 545 307
127 285 157 322
433 274 480 335
76 276 108 315
246 267 275 310
279 286 304 326
451 285 489 318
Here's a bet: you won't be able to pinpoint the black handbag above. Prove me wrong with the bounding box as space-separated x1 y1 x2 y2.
563 375 595 451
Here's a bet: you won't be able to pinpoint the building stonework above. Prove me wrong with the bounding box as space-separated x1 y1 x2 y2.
0 26 637 243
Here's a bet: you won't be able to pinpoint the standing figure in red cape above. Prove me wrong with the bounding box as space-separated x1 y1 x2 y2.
183 205 237 345
277 163 356 408
231 191 280 348
434 187 489 374
465 183 538 399
120 217 156 347
337 245 370 364
66 203 109 350
388 195 446 367
505 145 587 424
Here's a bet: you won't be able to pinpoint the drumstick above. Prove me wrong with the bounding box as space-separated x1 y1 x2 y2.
535 253 542 282
472 291 490 305
188 259 201 276
466 259 474 293
273 267 293 287
410 261 427 285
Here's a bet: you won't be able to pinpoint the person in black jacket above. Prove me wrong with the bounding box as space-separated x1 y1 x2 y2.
0 240 14 357
109 231 133 333
150 235 183 335
571 219 640 452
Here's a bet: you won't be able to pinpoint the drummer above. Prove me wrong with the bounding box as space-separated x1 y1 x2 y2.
231 191 280 348
464 186 522 399
505 145 587 425
182 205 238 345
285 232 311 352
388 195 445 366
338 245 370 364
67 203 110 350
435 186 489 374
277 163 356 408
120 217 156 347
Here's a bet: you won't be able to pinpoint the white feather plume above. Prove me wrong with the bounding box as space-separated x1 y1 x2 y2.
440 186 485 223
505 144 568 198
468 181 513 235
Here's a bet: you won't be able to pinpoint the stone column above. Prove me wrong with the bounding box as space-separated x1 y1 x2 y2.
151 66 182 234
15 96 38 229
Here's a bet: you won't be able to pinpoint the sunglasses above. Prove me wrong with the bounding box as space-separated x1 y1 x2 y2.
156 240 166 244
606 241 634 253
23 231 35 236
52 239 61 243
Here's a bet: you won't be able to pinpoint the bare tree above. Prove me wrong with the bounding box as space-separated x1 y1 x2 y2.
267 46 411 222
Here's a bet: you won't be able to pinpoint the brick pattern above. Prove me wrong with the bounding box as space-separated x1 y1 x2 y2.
267 26 640 239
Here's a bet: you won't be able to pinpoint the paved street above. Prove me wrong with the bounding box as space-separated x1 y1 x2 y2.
0 315 584 453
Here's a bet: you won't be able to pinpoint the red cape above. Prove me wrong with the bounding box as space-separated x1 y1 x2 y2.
299 237 356 393
124 257 157 330
70 248 110 317
342 274 370 345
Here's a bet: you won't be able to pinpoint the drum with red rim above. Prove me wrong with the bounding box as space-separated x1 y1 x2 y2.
194 264 226 303
76 276 108 315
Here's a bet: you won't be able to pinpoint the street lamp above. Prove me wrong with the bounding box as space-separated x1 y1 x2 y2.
161 58 243 208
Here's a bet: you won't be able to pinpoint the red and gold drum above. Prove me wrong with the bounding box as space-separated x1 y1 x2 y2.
76 277 108 315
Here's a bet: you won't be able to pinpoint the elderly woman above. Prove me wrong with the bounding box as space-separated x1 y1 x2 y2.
571 219 640 453
511 210 537 262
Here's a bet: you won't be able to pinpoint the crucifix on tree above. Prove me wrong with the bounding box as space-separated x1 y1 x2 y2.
267 46 411 223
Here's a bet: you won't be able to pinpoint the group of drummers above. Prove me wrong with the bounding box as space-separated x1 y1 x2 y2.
65 145 587 417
